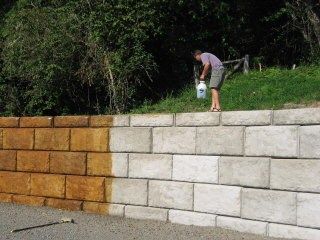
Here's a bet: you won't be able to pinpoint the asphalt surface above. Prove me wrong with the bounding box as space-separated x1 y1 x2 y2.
0 203 288 240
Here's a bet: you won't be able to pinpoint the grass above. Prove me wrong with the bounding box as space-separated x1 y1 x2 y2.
131 66 320 113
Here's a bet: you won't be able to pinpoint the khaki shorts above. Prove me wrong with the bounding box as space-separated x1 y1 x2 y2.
210 68 225 89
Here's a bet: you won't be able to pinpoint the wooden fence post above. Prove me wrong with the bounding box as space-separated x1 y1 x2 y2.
243 54 249 74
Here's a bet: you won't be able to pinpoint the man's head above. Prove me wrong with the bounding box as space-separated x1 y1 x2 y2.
193 50 202 61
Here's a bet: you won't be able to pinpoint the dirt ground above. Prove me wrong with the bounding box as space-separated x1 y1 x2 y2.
0 203 293 240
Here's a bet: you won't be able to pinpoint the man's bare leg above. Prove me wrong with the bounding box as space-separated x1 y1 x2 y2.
210 88 216 111
212 88 221 111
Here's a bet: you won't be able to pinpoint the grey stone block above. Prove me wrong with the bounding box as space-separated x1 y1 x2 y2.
196 127 244 155
110 127 152 153
129 154 172 180
172 155 218 183
274 108 320 125
216 216 267 235
109 178 148 205
130 114 174 127
125 206 168 221
271 159 320 193
221 110 272 126
241 188 296 224
219 157 270 188
268 223 320 240
153 127 196 154
169 210 216 227
300 126 320 158
245 126 298 157
175 112 220 126
148 180 193 210
194 184 241 216
297 193 320 228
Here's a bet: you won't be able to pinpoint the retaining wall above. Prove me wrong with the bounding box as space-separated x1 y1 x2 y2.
0 108 320 240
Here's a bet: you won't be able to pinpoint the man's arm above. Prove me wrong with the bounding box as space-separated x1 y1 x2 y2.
200 63 211 80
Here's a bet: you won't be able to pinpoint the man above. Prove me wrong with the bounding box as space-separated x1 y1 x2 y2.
193 50 225 112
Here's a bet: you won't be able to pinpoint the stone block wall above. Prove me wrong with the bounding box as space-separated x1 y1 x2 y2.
0 108 320 240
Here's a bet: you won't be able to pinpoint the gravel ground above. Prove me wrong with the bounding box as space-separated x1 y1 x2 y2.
0 203 288 240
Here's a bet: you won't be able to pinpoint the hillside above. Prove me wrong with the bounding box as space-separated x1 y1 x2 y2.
131 66 320 113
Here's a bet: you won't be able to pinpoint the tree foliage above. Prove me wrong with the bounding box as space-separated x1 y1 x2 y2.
0 0 319 116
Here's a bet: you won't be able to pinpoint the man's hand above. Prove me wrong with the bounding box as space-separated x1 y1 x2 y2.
200 74 205 81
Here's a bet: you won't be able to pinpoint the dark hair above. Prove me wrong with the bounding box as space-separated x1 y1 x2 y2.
193 50 202 57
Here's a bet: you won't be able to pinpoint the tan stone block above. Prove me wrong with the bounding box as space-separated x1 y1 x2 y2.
87 153 112 176
17 151 49 172
0 193 13 202
0 171 30 194
20 117 53 128
0 150 16 171
0 117 19 127
66 176 104 202
90 115 129 127
0 129 2 149
31 174 65 198
54 116 89 127
35 129 70 151
50 152 86 175
46 198 82 211
70 128 109 152
3 129 34 150
12 195 45 206
83 202 109 214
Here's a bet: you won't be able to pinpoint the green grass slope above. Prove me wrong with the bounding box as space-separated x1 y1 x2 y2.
131 66 320 113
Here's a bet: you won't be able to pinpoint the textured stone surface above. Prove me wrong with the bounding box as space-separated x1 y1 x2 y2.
125 206 168 221
12 195 45 206
106 178 148 205
216 216 267 235
0 150 16 171
20 117 53 128
110 128 152 153
87 153 128 177
196 127 244 155
31 174 65 198
221 110 271 126
175 112 220 126
242 188 296 224
300 126 320 158
130 114 174 126
153 127 196 154
0 117 19 127
0 129 2 149
297 193 320 228
66 176 105 202
46 198 82 211
149 180 193 210
83 202 109 214
169 210 216 227
245 126 298 157
17 151 49 173
271 159 320 192
274 108 320 125
268 223 320 240
129 154 172 179
219 157 269 188
54 116 89 127
172 155 218 183
50 152 86 175
90 115 129 127
0 193 12 202
35 129 70 151
70 128 109 152
194 184 241 216
3 129 34 150
0 171 30 194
